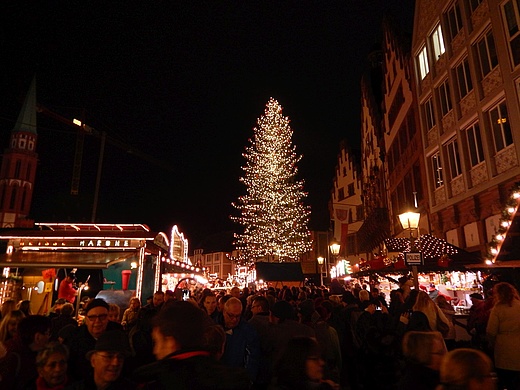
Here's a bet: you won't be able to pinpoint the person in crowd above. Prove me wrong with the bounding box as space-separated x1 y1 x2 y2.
121 297 140 331
435 295 456 350
108 303 121 323
467 291 493 353
1 298 17 320
436 348 497 390
370 287 388 308
50 303 76 341
32 341 70 389
58 273 78 304
68 330 135 390
164 289 175 303
48 298 67 320
230 286 241 300
0 315 52 389
218 296 260 382
413 291 451 337
399 276 415 301
200 292 219 322
133 300 251 389
247 295 273 389
59 298 122 381
202 323 227 361
486 281 520 390
0 309 25 344
398 331 447 390
358 290 370 308
18 299 32 317
298 299 342 384
270 336 339 390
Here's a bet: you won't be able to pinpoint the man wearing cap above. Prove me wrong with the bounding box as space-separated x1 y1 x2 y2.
68 330 135 390
58 273 78 304
60 298 123 382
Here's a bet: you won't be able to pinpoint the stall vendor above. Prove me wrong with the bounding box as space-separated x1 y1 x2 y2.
58 273 78 304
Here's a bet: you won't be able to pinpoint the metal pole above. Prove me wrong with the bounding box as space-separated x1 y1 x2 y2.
320 264 323 286
91 131 106 223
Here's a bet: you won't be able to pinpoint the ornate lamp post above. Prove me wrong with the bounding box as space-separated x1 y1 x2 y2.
328 238 341 285
317 256 325 286
398 211 421 290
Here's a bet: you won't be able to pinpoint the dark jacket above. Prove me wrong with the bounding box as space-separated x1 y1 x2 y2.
133 350 251 390
66 376 136 390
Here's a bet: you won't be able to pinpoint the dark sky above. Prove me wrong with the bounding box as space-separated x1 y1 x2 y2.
1 1 415 247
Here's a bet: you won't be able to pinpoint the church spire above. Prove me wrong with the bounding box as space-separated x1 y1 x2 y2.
12 76 37 135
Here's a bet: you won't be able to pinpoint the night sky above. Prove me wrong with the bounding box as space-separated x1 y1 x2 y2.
1 1 415 248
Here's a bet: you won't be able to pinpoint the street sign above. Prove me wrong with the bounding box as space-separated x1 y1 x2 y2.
405 252 423 266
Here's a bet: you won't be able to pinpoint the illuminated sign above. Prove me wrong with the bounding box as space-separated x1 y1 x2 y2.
16 239 144 250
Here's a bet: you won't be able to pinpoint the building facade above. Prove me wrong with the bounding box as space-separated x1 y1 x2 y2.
412 0 520 258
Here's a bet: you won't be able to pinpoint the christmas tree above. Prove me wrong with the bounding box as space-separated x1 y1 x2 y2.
232 98 312 265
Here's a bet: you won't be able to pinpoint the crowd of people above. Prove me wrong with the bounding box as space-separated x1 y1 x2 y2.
0 276 518 389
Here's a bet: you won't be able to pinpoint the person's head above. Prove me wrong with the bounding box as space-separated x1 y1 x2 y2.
87 330 131 388
60 303 74 318
36 342 69 388
230 286 241 298
359 289 370 302
371 287 379 298
436 295 451 309
413 290 434 311
164 290 175 302
53 298 67 313
65 273 75 282
107 304 120 323
0 309 25 342
270 300 296 323
251 296 269 316
275 337 324 386
17 299 32 315
439 348 496 390
129 297 140 310
493 282 520 307
203 324 226 360
153 291 165 307
1 298 16 319
17 315 52 351
151 301 210 359
402 331 446 371
223 297 242 329
201 293 218 315
84 299 110 339
218 294 232 312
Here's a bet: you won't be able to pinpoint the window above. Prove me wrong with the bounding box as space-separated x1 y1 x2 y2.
447 3 463 41
456 58 473 98
476 30 498 77
418 46 430 79
356 205 364 221
423 97 436 130
446 138 462 178
465 122 485 167
431 24 446 59
338 187 345 200
432 153 444 188
469 0 483 13
438 79 452 116
347 183 355 197
14 160 21 179
503 0 520 66
489 101 514 152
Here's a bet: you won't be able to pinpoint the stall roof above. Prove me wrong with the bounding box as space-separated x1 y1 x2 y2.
494 209 520 262
0 250 138 269
255 262 304 282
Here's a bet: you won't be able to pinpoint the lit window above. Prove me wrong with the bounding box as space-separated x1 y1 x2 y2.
417 46 430 79
431 24 446 59
432 153 444 189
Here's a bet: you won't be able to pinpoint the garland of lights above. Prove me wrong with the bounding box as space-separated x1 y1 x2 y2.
231 98 312 266
486 182 520 264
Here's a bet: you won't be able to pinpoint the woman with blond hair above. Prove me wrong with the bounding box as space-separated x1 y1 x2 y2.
437 348 497 390
413 291 450 337
487 281 520 390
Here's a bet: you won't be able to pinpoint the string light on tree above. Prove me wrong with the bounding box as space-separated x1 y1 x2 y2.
231 98 312 266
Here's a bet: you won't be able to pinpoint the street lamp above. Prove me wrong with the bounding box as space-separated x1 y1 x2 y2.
317 256 325 286
398 211 421 290
329 238 341 257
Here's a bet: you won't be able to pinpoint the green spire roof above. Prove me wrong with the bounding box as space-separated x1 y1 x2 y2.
12 76 37 135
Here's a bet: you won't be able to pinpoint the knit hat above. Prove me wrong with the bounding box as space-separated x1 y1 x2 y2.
85 298 109 314
86 330 132 359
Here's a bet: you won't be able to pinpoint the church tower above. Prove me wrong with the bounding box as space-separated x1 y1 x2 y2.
0 77 38 227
